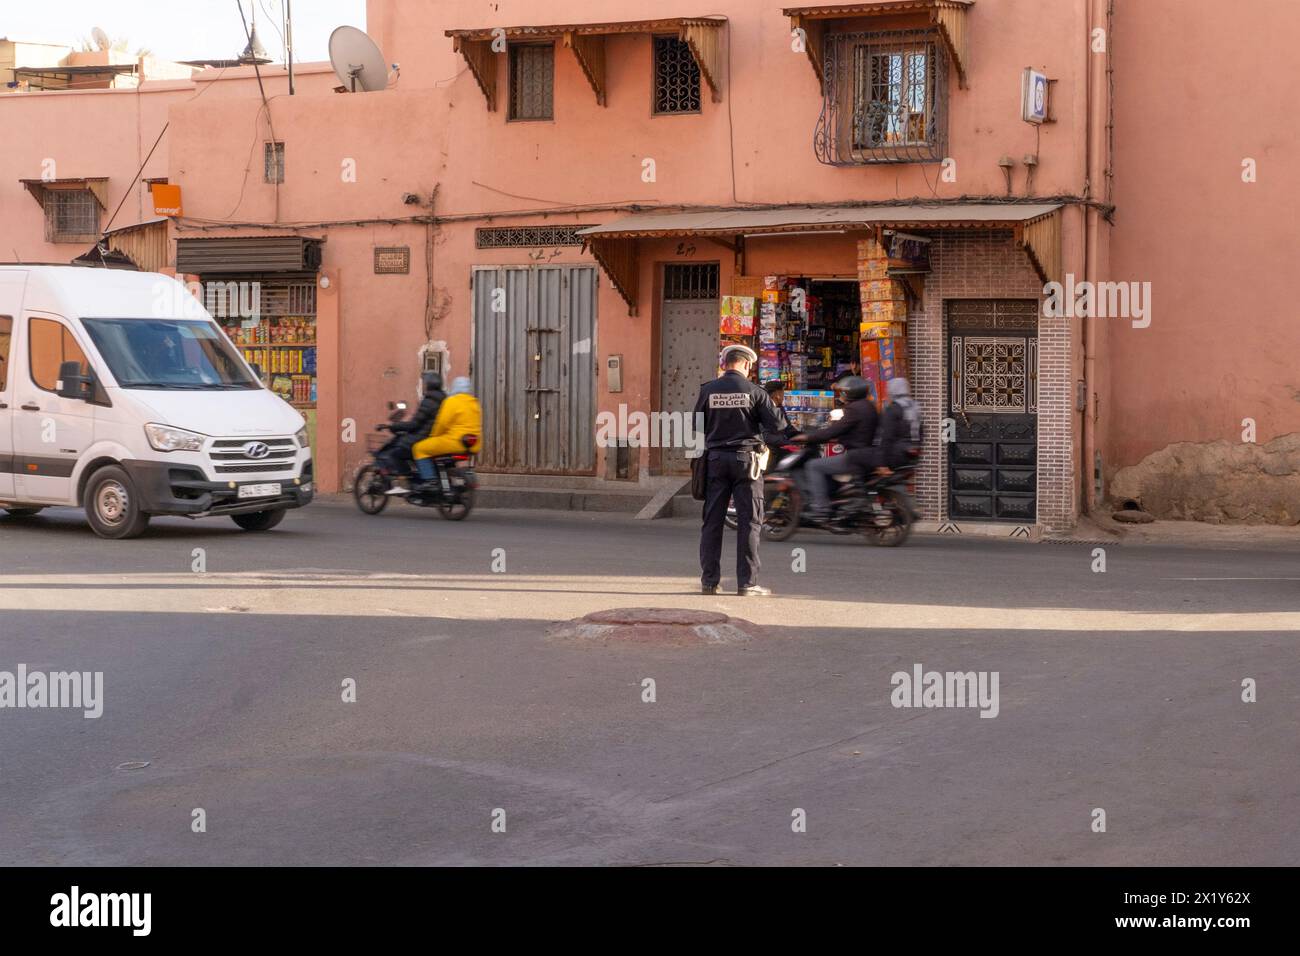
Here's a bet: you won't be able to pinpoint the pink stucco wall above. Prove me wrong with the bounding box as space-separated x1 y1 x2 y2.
0 81 186 263
1107 0 1300 473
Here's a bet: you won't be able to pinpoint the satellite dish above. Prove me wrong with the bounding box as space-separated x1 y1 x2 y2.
91 26 111 51
328 26 388 93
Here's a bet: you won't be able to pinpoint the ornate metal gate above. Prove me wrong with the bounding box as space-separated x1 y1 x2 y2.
946 300 1039 522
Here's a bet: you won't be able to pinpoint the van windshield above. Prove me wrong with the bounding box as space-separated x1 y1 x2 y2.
81 318 260 390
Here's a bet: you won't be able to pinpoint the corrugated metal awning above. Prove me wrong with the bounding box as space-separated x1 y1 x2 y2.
175 236 323 275
447 16 726 110
784 0 973 90
579 202 1062 312
105 216 170 237
578 202 1061 238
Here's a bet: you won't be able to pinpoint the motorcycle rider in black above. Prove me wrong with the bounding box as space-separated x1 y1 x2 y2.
845 376 923 476
385 372 445 494
694 345 785 597
794 375 879 522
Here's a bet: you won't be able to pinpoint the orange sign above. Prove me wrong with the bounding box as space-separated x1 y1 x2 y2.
152 183 183 217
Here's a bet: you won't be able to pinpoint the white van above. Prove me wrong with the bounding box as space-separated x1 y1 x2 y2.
0 266 313 539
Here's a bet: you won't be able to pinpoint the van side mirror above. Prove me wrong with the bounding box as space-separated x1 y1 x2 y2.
56 361 94 401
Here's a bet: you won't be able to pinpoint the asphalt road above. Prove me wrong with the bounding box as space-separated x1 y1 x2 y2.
1 499 1297 866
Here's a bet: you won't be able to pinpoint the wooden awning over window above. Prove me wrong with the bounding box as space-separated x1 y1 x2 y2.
446 16 726 110
19 177 110 210
784 0 973 90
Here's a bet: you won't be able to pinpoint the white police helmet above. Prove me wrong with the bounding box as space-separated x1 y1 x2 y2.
720 344 758 366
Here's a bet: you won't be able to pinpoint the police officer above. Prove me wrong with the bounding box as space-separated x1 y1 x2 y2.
693 344 784 596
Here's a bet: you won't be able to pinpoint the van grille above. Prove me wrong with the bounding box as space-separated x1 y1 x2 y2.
207 437 299 476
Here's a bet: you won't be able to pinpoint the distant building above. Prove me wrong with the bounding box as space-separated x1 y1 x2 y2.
1 39 195 92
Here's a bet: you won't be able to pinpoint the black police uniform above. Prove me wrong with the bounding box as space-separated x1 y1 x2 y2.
693 369 784 591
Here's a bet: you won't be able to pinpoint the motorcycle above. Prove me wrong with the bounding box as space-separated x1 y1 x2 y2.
727 442 918 546
352 401 478 520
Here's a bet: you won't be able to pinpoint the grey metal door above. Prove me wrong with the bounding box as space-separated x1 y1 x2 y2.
660 265 720 475
472 265 597 474
946 300 1039 522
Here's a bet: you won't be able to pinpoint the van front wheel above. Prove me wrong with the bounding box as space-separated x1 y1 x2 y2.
232 509 287 532
85 466 151 539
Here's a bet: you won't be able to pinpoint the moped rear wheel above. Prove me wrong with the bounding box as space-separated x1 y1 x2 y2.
866 489 912 547
437 480 474 521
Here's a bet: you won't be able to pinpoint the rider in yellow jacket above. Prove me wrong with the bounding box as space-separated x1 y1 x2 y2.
412 376 482 483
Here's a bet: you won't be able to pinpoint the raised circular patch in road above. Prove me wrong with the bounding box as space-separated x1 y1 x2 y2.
546 607 760 646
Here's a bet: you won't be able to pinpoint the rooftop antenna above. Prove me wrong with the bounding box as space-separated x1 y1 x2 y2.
90 26 111 51
284 0 294 95
328 25 388 93
238 1 271 65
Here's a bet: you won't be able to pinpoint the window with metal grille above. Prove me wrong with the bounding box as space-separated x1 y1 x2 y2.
815 29 948 166
509 44 554 121
653 36 701 114
43 188 100 243
663 263 719 300
264 142 285 184
475 225 585 249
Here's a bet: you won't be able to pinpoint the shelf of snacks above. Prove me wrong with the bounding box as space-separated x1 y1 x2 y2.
219 317 318 411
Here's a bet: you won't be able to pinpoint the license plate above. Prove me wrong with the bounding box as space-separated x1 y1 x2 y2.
238 482 281 500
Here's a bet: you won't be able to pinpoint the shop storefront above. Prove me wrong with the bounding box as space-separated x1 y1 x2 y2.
580 202 1075 531
714 232 930 422
176 236 326 460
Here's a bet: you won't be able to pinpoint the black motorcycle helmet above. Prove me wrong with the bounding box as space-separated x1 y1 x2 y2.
421 371 444 396
834 375 870 402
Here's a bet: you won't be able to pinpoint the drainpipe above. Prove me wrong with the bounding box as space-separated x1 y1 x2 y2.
1081 0 1106 514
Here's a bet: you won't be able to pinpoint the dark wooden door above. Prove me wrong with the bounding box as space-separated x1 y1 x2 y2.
946 300 1039 522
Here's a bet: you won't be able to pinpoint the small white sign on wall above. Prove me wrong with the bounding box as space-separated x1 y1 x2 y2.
1021 68 1050 124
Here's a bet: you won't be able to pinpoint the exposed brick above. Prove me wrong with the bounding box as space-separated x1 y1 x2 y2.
894 230 1076 532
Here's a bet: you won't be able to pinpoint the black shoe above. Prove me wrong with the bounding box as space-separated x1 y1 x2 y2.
701 584 719 595
737 585 772 597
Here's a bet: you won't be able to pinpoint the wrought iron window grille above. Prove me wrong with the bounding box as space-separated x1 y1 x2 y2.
815 28 949 166
44 188 100 243
263 142 285 184
475 225 585 249
509 44 555 121
653 36 702 114
663 263 720 300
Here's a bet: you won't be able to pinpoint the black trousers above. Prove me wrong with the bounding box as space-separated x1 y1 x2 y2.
700 449 763 589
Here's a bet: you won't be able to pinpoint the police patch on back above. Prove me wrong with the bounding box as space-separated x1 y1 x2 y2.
709 393 751 409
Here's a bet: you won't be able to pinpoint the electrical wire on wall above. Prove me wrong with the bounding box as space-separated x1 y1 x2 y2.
424 185 441 341
235 0 280 221
100 65 229 243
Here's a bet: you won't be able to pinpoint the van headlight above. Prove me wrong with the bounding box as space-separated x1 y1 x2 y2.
144 423 206 452
295 427 309 448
